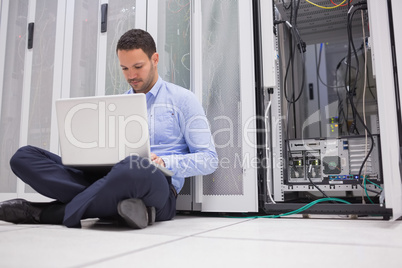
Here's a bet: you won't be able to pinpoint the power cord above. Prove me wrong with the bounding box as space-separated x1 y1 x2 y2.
306 164 330 199
229 198 351 219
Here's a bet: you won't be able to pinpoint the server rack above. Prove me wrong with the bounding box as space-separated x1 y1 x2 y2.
257 0 402 219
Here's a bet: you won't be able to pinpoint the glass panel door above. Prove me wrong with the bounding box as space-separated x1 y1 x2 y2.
105 0 138 95
0 0 28 194
69 0 99 98
157 0 191 89
154 0 192 209
197 0 258 212
201 0 243 196
24 0 59 194
27 0 58 150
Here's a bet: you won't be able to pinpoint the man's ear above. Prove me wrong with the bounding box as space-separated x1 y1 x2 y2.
152 52 159 66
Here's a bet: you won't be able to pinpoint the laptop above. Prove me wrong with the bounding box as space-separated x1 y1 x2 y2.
55 94 173 177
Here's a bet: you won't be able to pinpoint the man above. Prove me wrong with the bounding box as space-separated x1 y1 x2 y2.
0 29 218 229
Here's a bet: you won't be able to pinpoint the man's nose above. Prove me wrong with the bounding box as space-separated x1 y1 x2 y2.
127 69 137 79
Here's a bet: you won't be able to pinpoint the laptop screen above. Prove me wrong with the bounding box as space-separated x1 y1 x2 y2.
55 94 150 166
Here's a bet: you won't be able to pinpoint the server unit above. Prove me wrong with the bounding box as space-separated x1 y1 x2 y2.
287 136 382 185
286 136 382 198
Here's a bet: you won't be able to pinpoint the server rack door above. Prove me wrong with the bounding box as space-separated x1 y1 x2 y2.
192 0 258 212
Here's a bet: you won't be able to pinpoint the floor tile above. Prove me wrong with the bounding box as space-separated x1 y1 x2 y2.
196 216 402 248
1 216 401 268
0 222 35 233
81 236 402 268
123 215 253 237
0 224 177 268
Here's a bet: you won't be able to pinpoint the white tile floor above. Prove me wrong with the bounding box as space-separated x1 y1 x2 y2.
1 214 401 268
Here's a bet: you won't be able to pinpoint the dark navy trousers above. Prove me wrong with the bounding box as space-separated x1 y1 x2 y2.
9 145 176 228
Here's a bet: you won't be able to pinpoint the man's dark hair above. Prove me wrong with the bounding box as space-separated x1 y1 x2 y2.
116 29 156 59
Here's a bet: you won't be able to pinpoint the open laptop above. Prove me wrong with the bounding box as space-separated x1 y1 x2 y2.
55 94 173 177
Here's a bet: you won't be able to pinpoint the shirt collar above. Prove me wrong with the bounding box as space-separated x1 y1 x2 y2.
126 76 162 96
146 76 162 98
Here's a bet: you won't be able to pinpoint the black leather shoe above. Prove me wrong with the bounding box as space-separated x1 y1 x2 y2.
117 199 155 229
0 199 41 224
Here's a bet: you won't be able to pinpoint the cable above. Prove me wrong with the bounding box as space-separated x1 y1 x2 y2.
316 42 349 135
363 177 383 204
281 2 306 181
264 100 276 204
283 0 292 10
366 179 383 190
357 181 382 194
346 3 375 193
281 1 306 106
229 198 351 219
345 5 363 127
335 46 367 135
345 10 360 134
317 44 345 89
306 163 330 198
364 178 374 204
282 21 306 104
361 9 368 203
330 0 353 7
345 4 381 205
334 62 348 134
305 0 347 9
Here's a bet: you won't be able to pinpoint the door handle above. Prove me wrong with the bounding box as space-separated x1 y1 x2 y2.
28 22 34 49
101 4 108 33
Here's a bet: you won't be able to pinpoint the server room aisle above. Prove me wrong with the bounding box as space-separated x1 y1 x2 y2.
0 214 401 267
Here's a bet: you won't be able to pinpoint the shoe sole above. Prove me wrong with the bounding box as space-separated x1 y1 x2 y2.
117 199 148 229
147 206 156 225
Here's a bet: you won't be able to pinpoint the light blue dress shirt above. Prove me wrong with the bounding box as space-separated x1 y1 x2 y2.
126 76 218 193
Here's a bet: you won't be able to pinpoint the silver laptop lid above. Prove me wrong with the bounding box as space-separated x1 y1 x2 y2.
56 94 150 166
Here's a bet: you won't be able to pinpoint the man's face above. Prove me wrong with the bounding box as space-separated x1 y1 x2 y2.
117 48 159 94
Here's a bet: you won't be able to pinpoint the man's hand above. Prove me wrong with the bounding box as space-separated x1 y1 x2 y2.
150 153 166 167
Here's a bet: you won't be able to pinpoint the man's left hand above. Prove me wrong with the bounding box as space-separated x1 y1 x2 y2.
150 153 166 167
